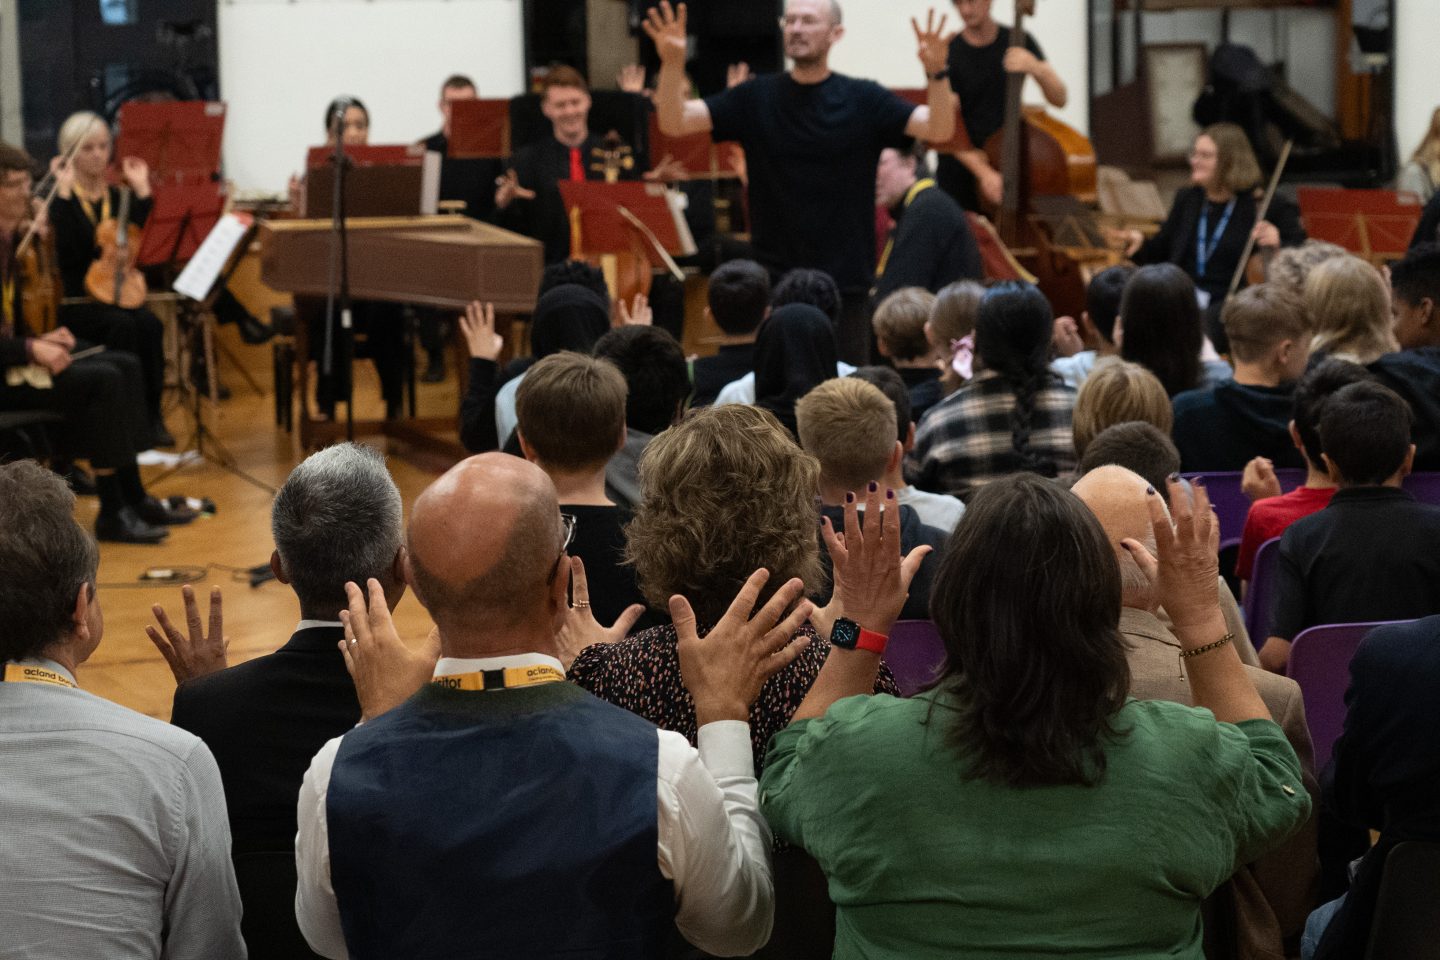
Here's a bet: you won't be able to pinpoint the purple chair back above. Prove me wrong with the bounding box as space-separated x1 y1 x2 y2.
1403 471 1440 504
1286 620 1412 769
1183 470 1307 549
1242 536 1283 640
884 620 947 697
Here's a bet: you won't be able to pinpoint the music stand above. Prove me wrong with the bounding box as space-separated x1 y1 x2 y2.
557 180 687 280
137 181 226 267
116 101 226 186
645 114 743 180
1297 187 1424 266
448 100 511 159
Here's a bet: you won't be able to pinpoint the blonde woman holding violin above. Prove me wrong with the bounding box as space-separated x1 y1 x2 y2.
48 110 172 448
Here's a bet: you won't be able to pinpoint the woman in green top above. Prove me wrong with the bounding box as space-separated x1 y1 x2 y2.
761 474 1311 959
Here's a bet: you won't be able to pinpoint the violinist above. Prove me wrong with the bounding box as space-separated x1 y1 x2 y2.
0 141 194 543
1121 123 1306 310
47 111 172 448
938 0 1067 213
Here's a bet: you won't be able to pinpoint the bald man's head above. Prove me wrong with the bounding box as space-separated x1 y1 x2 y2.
406 454 565 631
1071 465 1159 610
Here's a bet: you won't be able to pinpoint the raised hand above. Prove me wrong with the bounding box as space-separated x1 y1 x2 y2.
616 292 653 326
672 569 812 726
494 169 536 210
726 62 752 89
338 578 439 720
821 484 931 638
1051 314 1084 358
912 9 957 77
120 156 151 196
1242 456 1282 503
555 556 646 668
146 585 229 683
1122 477 1222 637
459 301 504 360
643 1 689 66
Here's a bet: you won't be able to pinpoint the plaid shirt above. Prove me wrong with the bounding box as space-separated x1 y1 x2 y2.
908 370 1077 499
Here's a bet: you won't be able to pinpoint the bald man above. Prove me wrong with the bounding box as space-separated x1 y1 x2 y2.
1073 466 1319 957
295 453 810 960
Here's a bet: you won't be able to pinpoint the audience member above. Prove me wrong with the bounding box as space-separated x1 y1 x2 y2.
796 377 947 621
1370 242 1440 469
715 271 856 406
0 460 244 957
1304 255 1397 365
152 443 401 958
1264 381 1440 671
1305 615 1440 959
1074 466 1319 957
692 259 770 406
871 141 981 304
926 278 985 396
297 453 803 958
516 351 650 629
1117 263 1211 397
1265 240 1348 299
538 258 611 301
1071 358 1173 460
717 303 843 434
1235 360 1374 583
911 282 1076 499
871 286 943 421
850 365 966 531
760 474 1311 957
1075 421 1180 494
569 404 900 775
591 324 690 508
1172 284 1311 471
1051 264 1133 389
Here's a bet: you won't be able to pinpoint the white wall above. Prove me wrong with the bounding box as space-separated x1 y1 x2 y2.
1394 0 1437 161
218 0 524 197
0 0 22 145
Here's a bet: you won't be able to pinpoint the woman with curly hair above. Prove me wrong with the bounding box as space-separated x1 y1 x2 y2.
909 281 1076 499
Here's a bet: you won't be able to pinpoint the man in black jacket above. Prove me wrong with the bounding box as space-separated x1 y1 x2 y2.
1371 242 1440 470
149 442 409 958
872 140 981 305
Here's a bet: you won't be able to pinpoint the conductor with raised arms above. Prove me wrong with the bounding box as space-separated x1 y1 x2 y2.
646 0 958 365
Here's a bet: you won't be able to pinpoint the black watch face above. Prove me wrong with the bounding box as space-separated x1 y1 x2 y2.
831 618 860 650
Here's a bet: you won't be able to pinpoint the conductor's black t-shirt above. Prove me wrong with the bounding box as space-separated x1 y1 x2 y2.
704 72 915 292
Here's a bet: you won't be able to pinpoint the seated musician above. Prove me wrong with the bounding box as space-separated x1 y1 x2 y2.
297 97 407 421
1122 123 1306 310
938 0 1068 212
48 111 171 448
0 141 193 542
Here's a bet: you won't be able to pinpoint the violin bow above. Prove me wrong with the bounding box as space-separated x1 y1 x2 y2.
1225 138 1293 300
16 115 100 259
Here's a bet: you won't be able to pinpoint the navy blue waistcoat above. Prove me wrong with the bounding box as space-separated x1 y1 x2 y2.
327 680 673 959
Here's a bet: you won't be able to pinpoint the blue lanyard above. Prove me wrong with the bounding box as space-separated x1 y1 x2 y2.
1196 199 1236 278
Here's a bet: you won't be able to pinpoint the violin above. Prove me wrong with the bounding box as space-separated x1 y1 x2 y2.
83 185 147 309
17 231 61 333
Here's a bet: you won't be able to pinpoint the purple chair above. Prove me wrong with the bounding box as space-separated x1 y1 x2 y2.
1183 470 1307 549
1242 536 1283 641
1286 620 1414 770
884 620 946 697
1403 471 1440 504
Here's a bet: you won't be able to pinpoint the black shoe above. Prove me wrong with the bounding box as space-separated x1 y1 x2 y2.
385 399 404 421
421 357 445 383
136 495 197 526
95 505 169 544
149 419 176 449
214 290 276 344
62 465 98 497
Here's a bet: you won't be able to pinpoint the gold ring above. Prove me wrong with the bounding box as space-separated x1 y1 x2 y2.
573 600 591 609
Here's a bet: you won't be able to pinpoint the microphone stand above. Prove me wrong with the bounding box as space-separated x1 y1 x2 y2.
322 106 355 441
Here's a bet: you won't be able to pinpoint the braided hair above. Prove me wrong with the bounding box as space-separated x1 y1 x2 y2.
974 282 1061 477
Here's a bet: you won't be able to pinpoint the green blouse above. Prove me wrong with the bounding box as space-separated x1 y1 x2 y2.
760 692 1310 960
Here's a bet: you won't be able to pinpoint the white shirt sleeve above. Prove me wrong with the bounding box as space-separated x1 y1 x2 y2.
295 735 349 960
712 372 754 407
656 722 775 957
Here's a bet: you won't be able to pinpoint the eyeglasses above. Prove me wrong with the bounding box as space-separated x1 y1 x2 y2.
0 174 31 192
547 513 577 584
779 14 830 29
1189 149 1218 161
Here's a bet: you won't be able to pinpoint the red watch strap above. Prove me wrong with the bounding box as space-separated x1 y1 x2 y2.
856 627 888 655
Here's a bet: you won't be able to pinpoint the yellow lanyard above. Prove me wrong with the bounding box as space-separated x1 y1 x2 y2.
875 178 937 279
3 663 77 689
78 190 111 226
1 274 14 334
430 663 566 692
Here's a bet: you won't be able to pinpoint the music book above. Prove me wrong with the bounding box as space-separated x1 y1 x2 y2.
173 212 254 302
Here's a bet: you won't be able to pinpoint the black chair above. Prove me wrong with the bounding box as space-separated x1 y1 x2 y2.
1365 841 1440 960
0 410 63 463
232 850 324 960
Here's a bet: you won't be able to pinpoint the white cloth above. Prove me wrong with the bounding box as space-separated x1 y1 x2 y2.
1049 349 1098 391
296 618 343 632
895 484 966 532
712 361 858 406
295 652 775 959
494 372 523 446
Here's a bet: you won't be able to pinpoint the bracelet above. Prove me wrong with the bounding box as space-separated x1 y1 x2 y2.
1179 632 1234 660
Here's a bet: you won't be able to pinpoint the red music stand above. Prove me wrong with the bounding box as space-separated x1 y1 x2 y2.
646 114 742 179
303 144 427 219
137 180 227 267
893 88 972 153
1298 187 1424 265
448 99 512 159
557 180 685 277
116 101 226 186
304 144 425 170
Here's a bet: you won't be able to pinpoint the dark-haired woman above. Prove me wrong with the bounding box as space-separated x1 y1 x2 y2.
1115 263 1216 398
760 475 1311 959
909 281 1075 499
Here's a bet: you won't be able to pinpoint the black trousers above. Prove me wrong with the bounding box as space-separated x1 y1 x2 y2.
836 290 874 367
61 302 166 421
298 298 407 415
0 349 148 470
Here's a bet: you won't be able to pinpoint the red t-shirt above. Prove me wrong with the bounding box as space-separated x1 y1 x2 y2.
1235 485 1337 580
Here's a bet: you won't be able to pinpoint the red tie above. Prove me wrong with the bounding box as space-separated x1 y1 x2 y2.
568 147 584 182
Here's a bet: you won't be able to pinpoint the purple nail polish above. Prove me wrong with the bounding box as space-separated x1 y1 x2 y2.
1145 485 1155 495
845 492 855 503
868 481 878 493
886 489 894 500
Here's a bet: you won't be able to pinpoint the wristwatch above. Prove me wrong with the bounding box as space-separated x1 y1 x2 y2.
829 617 888 654
928 68 950 82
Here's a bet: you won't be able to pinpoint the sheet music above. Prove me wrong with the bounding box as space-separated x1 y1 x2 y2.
173 212 253 302
421 150 442 215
